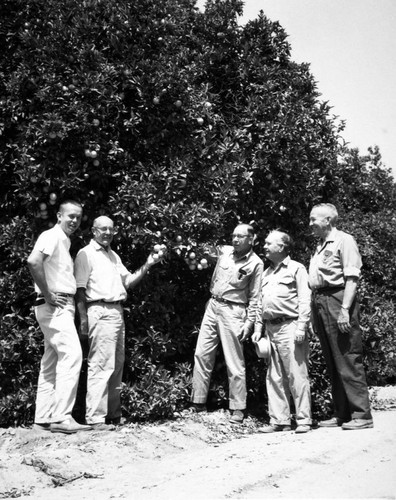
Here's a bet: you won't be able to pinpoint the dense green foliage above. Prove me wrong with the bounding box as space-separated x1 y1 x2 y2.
1 0 395 426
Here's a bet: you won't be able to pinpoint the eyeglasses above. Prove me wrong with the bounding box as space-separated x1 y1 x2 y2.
232 234 250 239
93 226 118 235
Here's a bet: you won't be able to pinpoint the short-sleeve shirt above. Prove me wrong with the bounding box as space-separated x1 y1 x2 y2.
210 245 264 324
308 228 362 290
31 223 76 295
74 239 132 302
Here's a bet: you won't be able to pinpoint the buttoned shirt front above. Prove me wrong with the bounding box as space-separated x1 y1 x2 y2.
255 256 311 333
74 239 132 302
308 228 362 290
210 245 263 324
32 223 76 295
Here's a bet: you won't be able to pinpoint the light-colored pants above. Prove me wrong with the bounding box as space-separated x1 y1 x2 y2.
191 298 247 410
34 300 82 424
86 303 125 424
266 320 312 426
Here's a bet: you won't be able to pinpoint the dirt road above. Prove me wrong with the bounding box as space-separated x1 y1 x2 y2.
1 390 395 499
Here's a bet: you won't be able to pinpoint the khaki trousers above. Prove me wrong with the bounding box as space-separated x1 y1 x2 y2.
191 298 247 410
86 303 125 424
34 300 82 423
266 320 312 426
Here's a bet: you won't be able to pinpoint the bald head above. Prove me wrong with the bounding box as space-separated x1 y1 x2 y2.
92 216 115 248
93 215 113 228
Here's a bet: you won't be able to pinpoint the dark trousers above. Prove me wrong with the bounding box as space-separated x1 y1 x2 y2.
311 289 372 420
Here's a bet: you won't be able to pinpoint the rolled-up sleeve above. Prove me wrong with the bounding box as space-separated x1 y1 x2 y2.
295 265 311 328
341 234 362 278
254 288 264 335
245 261 264 326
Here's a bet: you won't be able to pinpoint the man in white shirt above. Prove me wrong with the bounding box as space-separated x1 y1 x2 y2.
27 200 91 434
74 216 159 429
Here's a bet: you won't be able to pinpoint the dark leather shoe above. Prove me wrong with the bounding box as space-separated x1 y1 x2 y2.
106 416 126 426
190 403 207 413
50 418 92 434
258 424 291 433
318 417 346 428
342 418 374 430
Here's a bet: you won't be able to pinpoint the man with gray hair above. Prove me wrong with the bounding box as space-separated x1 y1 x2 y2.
74 216 160 429
253 230 312 433
309 203 373 430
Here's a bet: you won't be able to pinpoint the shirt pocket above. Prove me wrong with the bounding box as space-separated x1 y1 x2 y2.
276 276 295 298
230 267 252 288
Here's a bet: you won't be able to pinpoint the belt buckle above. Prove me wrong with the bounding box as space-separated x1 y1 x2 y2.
268 316 286 325
213 295 225 304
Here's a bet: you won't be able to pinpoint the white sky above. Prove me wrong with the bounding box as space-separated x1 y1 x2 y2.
197 0 396 176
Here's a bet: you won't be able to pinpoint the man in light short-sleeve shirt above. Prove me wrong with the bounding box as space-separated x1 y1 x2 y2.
74 215 160 429
27 200 91 434
309 203 372 430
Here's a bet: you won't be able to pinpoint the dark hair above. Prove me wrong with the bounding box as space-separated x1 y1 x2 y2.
235 223 255 237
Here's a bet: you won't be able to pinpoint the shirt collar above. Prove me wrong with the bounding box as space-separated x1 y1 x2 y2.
271 255 290 271
90 239 111 252
54 223 69 241
320 228 338 245
233 247 253 262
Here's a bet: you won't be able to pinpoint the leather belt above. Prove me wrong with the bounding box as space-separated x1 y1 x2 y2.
34 293 74 307
266 316 295 325
87 300 123 306
211 295 245 306
37 293 74 298
313 286 344 295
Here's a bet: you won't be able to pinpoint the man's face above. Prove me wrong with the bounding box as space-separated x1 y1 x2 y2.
92 219 115 248
57 203 82 236
232 225 253 256
309 208 330 238
264 233 283 263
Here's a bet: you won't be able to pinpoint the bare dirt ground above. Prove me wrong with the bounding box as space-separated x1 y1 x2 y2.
1 386 395 500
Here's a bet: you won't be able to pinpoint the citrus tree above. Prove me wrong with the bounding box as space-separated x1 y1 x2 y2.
1 0 393 426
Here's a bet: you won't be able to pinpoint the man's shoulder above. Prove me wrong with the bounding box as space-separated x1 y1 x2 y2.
334 229 359 246
35 225 61 245
76 240 95 258
287 258 307 272
249 250 264 266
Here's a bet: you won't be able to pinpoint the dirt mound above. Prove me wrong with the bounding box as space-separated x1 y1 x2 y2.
1 387 395 499
0 410 262 498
